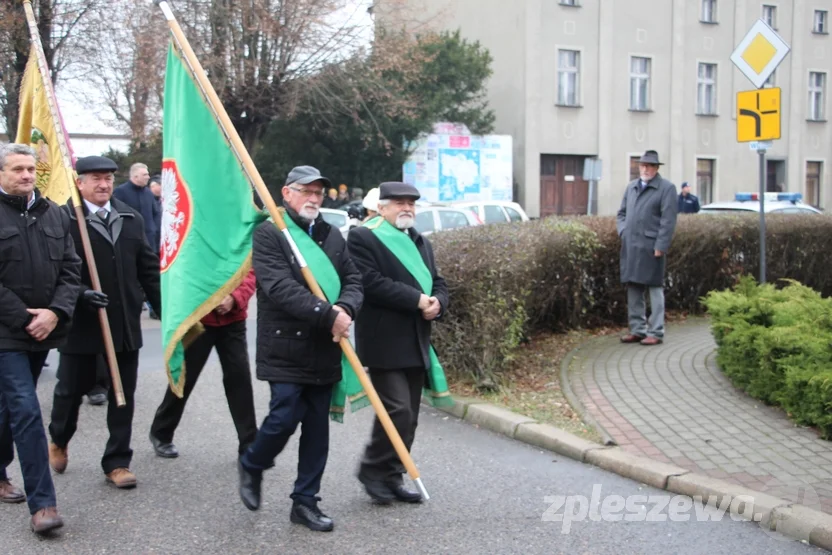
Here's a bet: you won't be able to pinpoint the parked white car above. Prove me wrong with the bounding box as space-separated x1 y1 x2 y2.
699 192 822 214
447 201 530 224
319 208 360 239
414 206 482 235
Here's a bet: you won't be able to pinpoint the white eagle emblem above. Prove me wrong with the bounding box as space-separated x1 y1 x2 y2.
160 166 186 270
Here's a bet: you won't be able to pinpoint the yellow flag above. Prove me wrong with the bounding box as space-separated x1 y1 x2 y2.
14 46 75 204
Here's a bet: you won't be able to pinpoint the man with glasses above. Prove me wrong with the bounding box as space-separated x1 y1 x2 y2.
237 166 363 532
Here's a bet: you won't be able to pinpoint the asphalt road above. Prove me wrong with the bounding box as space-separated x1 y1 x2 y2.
0 321 824 554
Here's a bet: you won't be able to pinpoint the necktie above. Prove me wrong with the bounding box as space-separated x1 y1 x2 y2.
308 223 314 237
97 208 109 223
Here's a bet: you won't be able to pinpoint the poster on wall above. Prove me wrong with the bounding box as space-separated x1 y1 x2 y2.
402 130 513 203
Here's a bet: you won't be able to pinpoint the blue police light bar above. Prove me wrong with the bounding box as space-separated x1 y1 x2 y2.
735 193 756 201
777 192 802 202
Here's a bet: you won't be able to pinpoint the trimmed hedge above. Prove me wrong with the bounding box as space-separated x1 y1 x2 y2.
430 213 832 386
703 277 832 438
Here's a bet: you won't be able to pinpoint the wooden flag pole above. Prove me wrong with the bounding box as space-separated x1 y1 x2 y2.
155 0 431 500
20 0 125 407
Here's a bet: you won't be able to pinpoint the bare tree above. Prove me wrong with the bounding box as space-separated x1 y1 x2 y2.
164 0 385 149
0 0 101 135
76 0 168 146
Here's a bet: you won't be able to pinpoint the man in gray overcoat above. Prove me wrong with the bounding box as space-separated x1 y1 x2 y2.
616 150 678 345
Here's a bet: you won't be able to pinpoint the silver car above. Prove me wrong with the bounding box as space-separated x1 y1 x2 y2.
319 208 359 239
414 206 482 236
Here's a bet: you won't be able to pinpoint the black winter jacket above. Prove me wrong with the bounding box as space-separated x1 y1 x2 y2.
347 224 449 371
59 198 161 354
0 189 82 351
252 207 363 385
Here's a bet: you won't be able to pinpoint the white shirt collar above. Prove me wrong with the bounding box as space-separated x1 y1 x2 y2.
83 198 112 216
0 185 36 209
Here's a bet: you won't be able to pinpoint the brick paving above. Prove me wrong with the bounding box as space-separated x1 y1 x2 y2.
567 317 832 514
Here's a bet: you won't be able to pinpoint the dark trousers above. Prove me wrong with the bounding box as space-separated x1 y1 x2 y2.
49 350 139 474
240 382 332 505
359 367 424 483
89 356 109 394
0 350 55 514
150 320 257 454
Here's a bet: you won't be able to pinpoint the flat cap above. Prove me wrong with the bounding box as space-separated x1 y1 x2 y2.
285 165 332 188
379 181 420 200
75 155 118 175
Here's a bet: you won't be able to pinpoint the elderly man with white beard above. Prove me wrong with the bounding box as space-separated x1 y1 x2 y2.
237 165 363 531
347 181 450 504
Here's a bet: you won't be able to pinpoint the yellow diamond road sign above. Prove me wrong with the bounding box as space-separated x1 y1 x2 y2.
731 19 790 89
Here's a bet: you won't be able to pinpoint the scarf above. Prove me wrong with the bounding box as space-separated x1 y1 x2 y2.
281 212 369 422
364 216 453 407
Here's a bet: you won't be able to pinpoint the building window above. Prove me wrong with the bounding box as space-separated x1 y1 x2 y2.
763 70 776 88
809 72 826 121
629 57 651 111
697 63 717 115
629 156 640 182
806 161 822 207
697 159 715 205
762 5 777 29
701 0 717 23
557 49 580 106
815 10 828 33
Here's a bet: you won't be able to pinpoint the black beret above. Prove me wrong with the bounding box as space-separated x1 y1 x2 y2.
76 155 119 175
378 181 421 200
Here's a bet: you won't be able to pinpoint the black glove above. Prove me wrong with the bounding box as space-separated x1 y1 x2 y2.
83 290 109 309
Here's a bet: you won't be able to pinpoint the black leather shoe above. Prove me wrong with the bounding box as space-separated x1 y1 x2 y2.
290 500 334 532
386 482 423 503
149 434 179 458
87 392 107 406
238 460 261 511
357 473 395 504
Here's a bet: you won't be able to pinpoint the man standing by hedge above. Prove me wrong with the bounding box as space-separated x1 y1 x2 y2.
347 181 451 504
617 150 678 346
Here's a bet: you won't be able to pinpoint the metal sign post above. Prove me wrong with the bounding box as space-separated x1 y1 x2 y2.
732 19 790 284
758 147 766 283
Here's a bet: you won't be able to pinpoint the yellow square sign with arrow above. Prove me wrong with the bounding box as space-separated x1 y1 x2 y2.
737 88 781 142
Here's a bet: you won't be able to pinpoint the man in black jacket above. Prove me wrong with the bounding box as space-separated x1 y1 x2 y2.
347 182 449 504
46 155 161 490
237 165 362 532
0 143 81 534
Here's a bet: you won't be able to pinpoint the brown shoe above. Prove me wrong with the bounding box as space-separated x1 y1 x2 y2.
31 506 63 534
49 443 68 474
640 336 663 345
620 334 646 344
0 479 25 504
106 468 137 489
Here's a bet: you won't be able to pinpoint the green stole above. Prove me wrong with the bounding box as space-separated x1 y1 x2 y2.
364 216 453 407
281 213 369 422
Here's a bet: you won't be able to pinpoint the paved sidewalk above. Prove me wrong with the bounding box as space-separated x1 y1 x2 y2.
566 318 832 514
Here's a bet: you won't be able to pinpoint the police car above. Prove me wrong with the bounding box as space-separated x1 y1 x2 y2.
699 192 822 215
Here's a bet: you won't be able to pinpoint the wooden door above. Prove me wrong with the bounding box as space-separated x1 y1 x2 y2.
540 155 589 217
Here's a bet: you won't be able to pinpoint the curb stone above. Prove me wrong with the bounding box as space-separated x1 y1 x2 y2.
585 447 690 490
666 474 788 527
423 395 832 552
515 422 602 461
